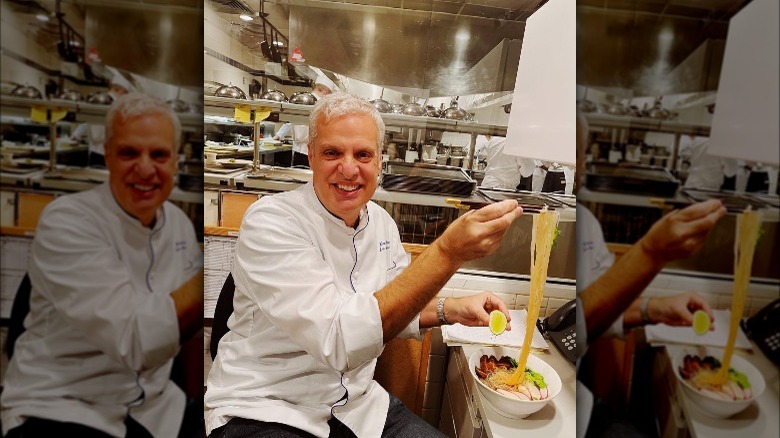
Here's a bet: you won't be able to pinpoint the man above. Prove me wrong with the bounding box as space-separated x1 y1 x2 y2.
71 66 135 167
1 93 204 438
274 74 336 167
205 93 522 438
476 134 536 190
575 112 727 437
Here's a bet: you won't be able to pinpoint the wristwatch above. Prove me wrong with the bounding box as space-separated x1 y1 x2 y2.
641 297 652 324
437 297 449 325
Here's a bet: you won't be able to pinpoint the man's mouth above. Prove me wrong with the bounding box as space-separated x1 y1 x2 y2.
131 183 157 192
335 183 360 192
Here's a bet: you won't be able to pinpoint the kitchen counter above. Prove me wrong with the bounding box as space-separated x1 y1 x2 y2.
664 343 779 438
578 187 780 223
455 344 576 437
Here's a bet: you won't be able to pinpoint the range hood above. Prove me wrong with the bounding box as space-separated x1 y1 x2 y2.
286 2 528 97
84 1 203 88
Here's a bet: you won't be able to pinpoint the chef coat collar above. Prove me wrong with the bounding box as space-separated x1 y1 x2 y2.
304 182 368 233
99 182 166 233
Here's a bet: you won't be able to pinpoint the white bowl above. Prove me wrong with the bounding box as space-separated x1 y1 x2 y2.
672 346 766 418
468 346 562 419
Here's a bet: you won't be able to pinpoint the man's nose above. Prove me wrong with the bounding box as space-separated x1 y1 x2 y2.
134 155 156 178
338 157 358 179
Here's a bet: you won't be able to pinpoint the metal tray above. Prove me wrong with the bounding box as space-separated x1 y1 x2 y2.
682 189 769 212
586 163 680 197
477 188 568 211
381 162 476 197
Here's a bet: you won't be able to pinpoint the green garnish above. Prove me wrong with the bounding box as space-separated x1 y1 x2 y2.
524 368 547 389
729 368 750 389
509 358 518 368
551 226 561 249
755 227 764 247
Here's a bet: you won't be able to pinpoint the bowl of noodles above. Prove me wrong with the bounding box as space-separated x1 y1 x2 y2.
469 346 562 419
673 346 765 418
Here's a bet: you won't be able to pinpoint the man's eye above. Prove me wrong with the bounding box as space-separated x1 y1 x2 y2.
152 151 171 161
118 149 138 158
357 151 374 161
323 150 338 157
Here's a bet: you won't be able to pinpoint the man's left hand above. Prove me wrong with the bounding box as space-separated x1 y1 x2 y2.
648 291 715 330
445 292 512 331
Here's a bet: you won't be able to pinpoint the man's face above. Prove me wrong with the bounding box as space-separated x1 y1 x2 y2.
312 83 332 99
109 83 130 100
308 114 380 227
105 114 177 226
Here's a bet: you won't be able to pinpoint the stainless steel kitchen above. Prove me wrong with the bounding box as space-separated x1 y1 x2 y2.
202 0 576 437
0 0 777 437
577 0 778 438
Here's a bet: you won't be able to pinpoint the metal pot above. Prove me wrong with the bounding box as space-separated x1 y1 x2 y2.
260 89 288 102
646 97 672 120
442 105 468 120
11 85 43 99
86 92 114 105
577 99 598 113
289 91 317 105
391 103 405 114
605 101 627 116
204 81 224 96
424 105 441 118
56 89 84 102
215 84 247 100
168 98 191 113
1 81 21 95
370 98 392 113
402 102 426 116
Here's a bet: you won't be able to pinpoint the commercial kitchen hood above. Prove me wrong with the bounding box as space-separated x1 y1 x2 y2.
84 1 203 88
285 1 534 97
576 0 749 96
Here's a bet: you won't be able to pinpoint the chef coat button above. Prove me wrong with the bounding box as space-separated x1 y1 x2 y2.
343 377 350 385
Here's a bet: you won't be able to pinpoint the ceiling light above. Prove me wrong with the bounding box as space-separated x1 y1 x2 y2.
239 14 253 21
35 13 50 22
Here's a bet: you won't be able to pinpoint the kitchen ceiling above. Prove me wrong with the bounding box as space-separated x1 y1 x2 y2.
209 0 547 95
577 0 752 96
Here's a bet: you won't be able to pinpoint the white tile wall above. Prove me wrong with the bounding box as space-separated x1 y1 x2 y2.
643 272 779 318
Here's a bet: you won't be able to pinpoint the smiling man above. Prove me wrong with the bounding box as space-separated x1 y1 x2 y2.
1 93 204 438
205 93 523 438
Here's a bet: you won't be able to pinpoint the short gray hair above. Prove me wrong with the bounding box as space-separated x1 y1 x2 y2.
105 92 181 151
308 92 385 152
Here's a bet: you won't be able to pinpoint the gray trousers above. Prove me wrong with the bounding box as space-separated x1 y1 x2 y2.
208 394 446 438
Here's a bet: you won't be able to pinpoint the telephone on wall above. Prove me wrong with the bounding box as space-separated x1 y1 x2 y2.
537 299 577 364
741 298 780 366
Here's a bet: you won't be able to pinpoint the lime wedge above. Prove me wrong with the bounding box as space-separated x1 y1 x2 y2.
692 310 710 336
489 310 507 335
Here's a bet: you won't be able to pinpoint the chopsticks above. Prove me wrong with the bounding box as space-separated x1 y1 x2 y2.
649 197 757 214
445 198 549 213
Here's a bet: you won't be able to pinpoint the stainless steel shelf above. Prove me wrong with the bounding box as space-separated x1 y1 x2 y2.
584 113 711 136
2 96 203 132
204 96 509 136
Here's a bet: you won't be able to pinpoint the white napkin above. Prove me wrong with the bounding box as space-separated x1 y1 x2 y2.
644 309 752 349
442 309 549 350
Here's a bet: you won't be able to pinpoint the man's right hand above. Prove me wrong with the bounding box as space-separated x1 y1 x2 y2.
435 200 523 264
638 199 726 263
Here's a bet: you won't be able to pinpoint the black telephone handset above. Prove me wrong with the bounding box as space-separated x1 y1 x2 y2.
538 299 577 364
741 298 780 366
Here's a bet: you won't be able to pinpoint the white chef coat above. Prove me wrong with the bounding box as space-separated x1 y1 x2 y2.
575 203 621 438
205 182 423 438
275 122 310 156
575 203 623 339
72 123 107 158
1 183 203 438
478 136 535 190
681 135 738 190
